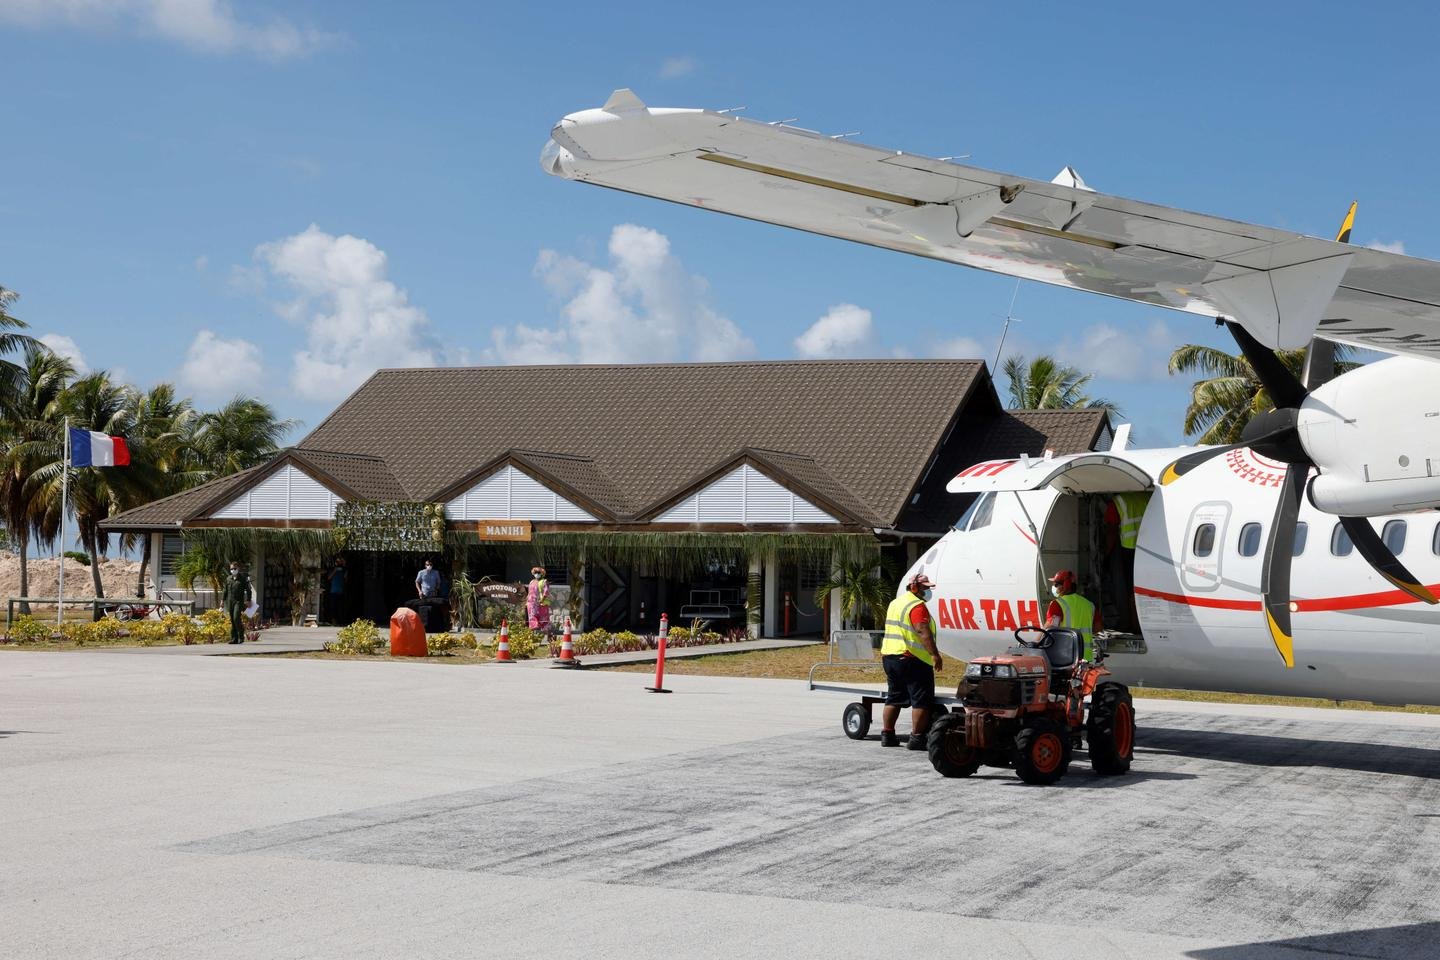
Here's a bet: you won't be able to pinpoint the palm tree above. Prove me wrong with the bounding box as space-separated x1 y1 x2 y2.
1002 354 1121 416
1169 343 1358 444
0 286 40 398
0 344 75 612
182 395 296 480
121 384 196 594
813 555 897 630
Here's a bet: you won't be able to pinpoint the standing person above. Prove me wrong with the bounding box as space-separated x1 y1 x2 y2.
415 558 440 599
527 565 551 633
222 561 252 645
1044 568 1103 660
324 556 347 625
1103 492 1150 631
879 573 944 750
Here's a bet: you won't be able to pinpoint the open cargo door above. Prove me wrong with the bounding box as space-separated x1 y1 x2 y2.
946 453 1153 496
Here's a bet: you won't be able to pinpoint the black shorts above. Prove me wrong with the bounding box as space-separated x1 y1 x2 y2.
883 654 936 709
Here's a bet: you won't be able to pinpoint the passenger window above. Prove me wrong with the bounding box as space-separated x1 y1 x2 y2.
1383 520 1407 555
1433 522 1440 556
953 492 994 531
1331 523 1354 557
1292 522 1308 557
1192 523 1216 557
1237 523 1262 557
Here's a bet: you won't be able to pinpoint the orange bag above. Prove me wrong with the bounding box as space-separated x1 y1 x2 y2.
390 607 427 657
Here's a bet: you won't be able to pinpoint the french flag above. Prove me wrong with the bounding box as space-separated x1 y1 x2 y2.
69 428 130 467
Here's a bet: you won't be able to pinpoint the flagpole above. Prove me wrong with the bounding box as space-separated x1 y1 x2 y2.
58 417 69 626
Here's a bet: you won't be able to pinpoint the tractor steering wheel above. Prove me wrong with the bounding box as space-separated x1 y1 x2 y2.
1012 625 1053 649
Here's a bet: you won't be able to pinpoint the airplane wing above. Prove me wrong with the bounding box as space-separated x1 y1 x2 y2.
946 453 1152 495
544 91 1440 356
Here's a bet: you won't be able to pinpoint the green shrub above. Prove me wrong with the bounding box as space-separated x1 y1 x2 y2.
326 619 380 655
6 615 54 645
427 632 470 653
504 624 543 659
454 632 478 650
126 620 168 646
63 550 91 566
196 609 230 643
576 628 611 656
161 611 201 645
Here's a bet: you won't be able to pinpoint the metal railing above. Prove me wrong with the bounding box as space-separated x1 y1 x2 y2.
6 597 197 632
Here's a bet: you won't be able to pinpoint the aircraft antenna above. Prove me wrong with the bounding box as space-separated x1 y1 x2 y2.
992 279 1023 372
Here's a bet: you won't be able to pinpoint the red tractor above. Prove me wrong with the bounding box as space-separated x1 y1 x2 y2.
927 626 1135 785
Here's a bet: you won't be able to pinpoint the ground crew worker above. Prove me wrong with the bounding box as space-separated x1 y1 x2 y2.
222 561 253 645
1044 568 1102 660
1103 492 1151 631
879 573 944 750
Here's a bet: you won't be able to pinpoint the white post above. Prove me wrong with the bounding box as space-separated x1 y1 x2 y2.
762 553 778 638
57 417 69 626
746 552 762 639
828 549 844 636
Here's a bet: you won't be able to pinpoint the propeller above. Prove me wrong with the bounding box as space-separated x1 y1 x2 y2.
1162 321 1437 667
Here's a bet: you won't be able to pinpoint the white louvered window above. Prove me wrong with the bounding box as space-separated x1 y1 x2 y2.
445 465 595 521
655 465 838 524
210 465 341 520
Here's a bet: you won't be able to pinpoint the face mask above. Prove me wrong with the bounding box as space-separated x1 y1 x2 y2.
1050 585 1062 598
230 568 239 576
920 589 933 602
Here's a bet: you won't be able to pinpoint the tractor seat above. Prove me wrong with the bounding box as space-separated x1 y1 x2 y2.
1043 628 1082 679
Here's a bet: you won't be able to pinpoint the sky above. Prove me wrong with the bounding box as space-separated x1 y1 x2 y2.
2 0 1436 451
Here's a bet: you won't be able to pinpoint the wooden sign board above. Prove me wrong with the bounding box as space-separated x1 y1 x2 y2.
476 520 532 542
479 581 526 603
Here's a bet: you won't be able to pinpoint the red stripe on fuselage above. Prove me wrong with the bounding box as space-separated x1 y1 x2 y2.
1134 583 1440 613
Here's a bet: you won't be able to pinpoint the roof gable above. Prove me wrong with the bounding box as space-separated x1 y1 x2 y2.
652 463 839 525
444 463 597 522
207 463 343 521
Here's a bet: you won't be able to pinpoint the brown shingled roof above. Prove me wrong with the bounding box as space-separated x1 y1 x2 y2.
288 448 407 502
299 359 987 526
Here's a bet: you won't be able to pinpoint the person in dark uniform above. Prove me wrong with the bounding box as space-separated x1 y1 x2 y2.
222 561 253 644
324 556 347 625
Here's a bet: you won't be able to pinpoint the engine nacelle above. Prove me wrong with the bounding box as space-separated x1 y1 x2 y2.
1299 355 1440 515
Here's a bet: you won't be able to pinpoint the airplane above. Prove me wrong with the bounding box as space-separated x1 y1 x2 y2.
542 91 1440 707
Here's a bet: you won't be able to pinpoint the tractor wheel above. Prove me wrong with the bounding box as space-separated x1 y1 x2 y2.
1087 683 1136 775
1014 718 1072 785
927 712 981 778
842 703 871 740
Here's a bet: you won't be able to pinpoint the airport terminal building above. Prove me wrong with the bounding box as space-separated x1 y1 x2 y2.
103 360 1109 636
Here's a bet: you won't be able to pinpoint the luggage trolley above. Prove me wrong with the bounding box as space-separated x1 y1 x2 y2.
808 629 953 740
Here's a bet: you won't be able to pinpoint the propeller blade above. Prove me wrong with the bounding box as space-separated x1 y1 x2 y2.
1223 321 1309 410
1259 466 1307 668
1339 516 1440 605
1159 444 1239 486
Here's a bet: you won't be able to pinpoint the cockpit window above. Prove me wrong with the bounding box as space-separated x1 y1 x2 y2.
953 492 995 531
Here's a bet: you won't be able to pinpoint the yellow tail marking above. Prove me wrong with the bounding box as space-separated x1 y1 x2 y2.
1265 609 1296 668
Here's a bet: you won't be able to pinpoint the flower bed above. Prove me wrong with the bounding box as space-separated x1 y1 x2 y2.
548 624 748 658
0 609 238 646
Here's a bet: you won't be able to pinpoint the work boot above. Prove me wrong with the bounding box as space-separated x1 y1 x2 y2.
906 733 928 750
880 730 901 747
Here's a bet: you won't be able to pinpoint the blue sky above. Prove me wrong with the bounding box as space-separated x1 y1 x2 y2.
2 0 1433 449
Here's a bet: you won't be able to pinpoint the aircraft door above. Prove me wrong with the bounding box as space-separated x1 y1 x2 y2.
1180 501 1231 593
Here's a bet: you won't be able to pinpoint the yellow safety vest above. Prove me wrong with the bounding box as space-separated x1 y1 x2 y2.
1055 592 1096 660
1114 493 1149 550
881 594 934 667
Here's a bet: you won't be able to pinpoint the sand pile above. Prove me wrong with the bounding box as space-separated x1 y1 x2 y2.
0 554 145 607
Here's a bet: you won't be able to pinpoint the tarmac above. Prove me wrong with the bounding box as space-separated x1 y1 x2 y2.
2 649 1438 959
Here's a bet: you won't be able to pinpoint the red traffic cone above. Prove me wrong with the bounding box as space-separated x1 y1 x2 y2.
646 613 671 693
553 617 579 668
495 619 514 663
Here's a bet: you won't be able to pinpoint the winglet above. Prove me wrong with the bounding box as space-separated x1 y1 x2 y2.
1335 201 1357 244
602 89 648 113
1265 609 1296 669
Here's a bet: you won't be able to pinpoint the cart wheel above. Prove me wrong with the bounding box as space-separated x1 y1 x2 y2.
842 702 871 740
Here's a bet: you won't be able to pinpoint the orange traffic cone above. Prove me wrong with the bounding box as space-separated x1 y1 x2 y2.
495 619 514 663
553 617 579 668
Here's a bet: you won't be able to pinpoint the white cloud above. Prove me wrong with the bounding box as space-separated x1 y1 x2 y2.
0 0 336 58
38 333 90 375
178 329 262 398
930 335 985 360
793 303 876 359
193 254 208 272
492 224 755 366
659 55 697 78
253 224 442 401
1055 319 1175 382
1366 239 1406 255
